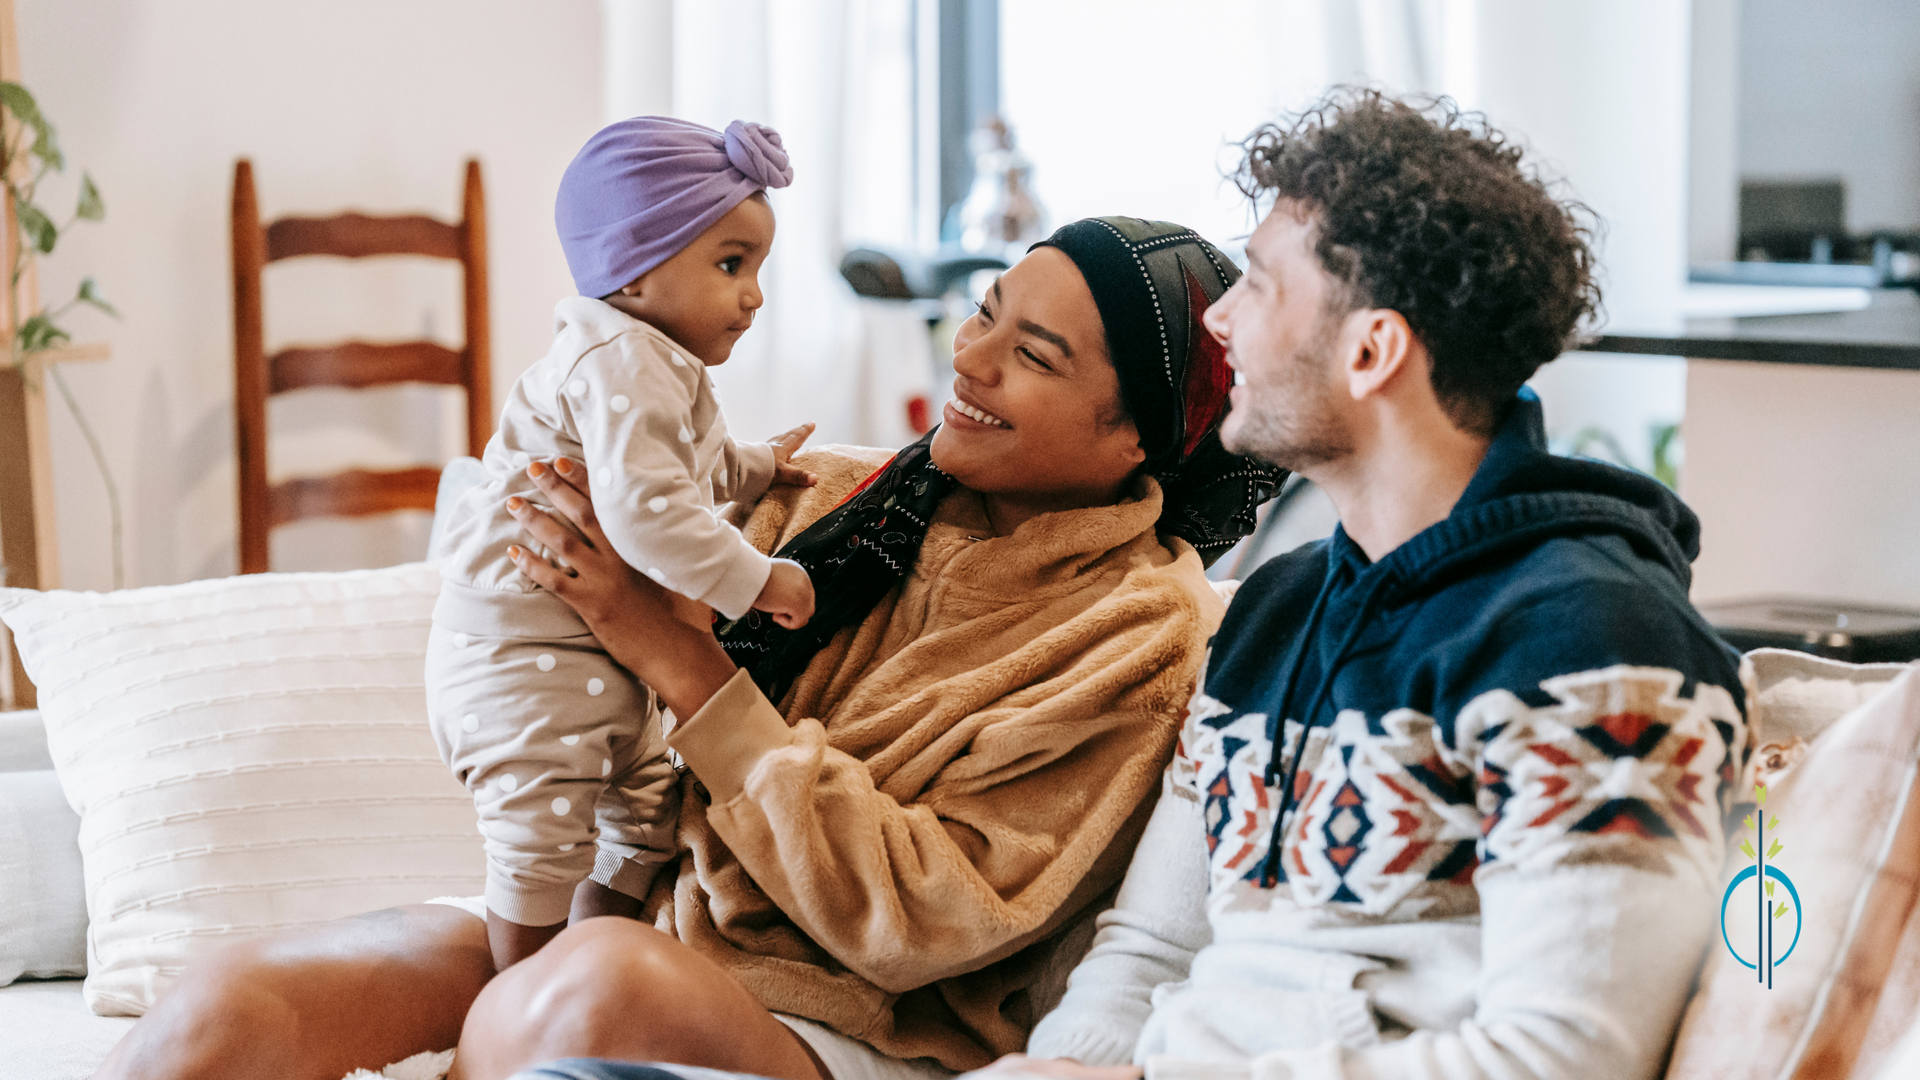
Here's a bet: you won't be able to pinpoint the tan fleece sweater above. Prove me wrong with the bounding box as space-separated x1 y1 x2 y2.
648 445 1224 1071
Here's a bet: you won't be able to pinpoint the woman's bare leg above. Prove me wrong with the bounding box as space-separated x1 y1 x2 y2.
92 904 493 1080
451 917 828 1080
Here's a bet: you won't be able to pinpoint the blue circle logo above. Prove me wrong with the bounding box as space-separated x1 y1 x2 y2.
1720 864 1802 970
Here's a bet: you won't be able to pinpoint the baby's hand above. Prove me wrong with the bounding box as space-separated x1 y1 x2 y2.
769 422 818 487
754 558 815 629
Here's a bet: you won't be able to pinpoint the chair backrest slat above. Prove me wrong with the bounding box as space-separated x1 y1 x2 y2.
271 341 465 393
268 467 442 529
265 213 463 261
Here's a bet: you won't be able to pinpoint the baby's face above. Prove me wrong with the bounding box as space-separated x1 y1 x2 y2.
617 193 775 365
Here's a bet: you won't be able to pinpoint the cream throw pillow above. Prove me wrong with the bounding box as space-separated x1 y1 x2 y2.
0 563 484 1016
1665 649 1918 1079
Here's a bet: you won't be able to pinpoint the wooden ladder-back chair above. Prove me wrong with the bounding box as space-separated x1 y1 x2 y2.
230 159 492 575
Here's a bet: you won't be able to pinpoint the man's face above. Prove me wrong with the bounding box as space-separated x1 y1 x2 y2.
1205 202 1355 472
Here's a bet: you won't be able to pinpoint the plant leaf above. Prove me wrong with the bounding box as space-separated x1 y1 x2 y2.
74 173 103 221
1769 815 1780 832
1739 838 1756 861
15 312 69 353
1766 879 1776 897
1756 781 1768 805
0 82 61 170
1742 813 1754 833
1774 902 1789 920
76 277 117 316
0 82 40 129
29 119 62 172
1768 839 1784 859
14 197 56 254
0 80 49 164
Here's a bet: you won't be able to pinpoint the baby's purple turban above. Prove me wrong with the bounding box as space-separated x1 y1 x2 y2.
555 116 794 298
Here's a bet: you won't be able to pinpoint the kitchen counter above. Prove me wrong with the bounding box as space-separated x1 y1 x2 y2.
1582 288 1920 369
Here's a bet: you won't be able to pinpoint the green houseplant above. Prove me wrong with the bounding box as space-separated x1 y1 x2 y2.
1 80 122 587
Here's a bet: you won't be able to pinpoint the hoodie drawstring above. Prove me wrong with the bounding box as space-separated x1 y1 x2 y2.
1259 568 1398 889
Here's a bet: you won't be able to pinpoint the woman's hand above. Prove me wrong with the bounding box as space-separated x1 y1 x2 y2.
506 458 738 722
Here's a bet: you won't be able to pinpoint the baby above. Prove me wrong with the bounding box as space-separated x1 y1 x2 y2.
428 116 815 970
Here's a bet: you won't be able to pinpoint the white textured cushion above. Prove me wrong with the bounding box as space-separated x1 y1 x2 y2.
0 563 484 1015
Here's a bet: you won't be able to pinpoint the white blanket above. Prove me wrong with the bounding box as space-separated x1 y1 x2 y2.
345 1050 455 1080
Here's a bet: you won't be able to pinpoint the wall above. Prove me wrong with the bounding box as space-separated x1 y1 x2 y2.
1465 0 1693 471
1684 360 1920 608
1004 0 1692 467
1000 0 1464 256
999 0 1275 252
16 0 602 589
1689 0 1739 263
1739 0 1920 234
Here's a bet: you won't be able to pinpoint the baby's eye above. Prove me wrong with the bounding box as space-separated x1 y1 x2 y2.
719 256 743 274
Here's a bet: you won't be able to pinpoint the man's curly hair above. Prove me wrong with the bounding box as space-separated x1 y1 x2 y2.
1234 88 1601 436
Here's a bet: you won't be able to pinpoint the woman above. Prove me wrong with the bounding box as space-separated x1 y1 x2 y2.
93 218 1281 1080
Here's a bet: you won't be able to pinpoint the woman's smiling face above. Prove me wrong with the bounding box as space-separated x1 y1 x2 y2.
931 246 1146 520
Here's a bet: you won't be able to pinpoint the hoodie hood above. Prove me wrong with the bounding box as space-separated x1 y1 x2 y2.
1361 388 1699 605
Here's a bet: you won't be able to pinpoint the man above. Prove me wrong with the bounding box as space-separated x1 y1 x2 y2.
1019 90 1747 1079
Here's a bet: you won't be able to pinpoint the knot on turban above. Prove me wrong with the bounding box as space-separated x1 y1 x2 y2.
556 115 794 299
723 121 793 189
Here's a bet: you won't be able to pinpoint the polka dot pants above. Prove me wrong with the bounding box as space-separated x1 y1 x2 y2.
426 623 680 927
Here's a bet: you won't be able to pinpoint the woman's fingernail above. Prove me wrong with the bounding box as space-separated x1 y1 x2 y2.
507 545 522 559
507 496 524 511
528 461 546 478
555 458 575 475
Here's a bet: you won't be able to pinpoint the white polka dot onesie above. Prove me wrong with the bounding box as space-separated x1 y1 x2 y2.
428 296 779 927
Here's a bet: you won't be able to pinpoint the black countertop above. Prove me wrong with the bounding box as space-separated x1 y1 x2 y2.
1579 289 1920 370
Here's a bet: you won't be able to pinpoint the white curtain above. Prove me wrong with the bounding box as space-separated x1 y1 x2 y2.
603 0 935 451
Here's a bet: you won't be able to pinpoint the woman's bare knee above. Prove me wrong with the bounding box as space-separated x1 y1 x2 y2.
94 905 492 1080
93 938 304 1080
455 917 821 1080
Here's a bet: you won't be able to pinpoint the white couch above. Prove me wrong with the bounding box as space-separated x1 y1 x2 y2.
6 464 1920 1079
0 707 137 1079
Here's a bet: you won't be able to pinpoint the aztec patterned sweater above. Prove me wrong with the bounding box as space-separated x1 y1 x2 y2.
1028 392 1749 1080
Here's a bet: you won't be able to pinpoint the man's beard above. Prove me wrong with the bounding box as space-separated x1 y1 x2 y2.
1221 327 1354 472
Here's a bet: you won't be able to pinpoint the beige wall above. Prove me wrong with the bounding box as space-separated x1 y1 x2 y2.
16 0 602 588
1683 360 1920 608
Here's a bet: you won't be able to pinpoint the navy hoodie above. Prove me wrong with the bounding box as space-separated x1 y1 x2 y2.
1201 389 1745 893
1027 392 1753 1076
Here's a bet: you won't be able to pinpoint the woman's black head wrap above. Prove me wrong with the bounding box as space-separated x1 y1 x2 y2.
718 216 1283 702
1033 216 1286 562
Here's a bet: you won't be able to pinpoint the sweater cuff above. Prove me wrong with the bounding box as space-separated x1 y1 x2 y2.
697 544 775 621
667 667 794 802
1149 1045 1344 1080
1027 1021 1141 1069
